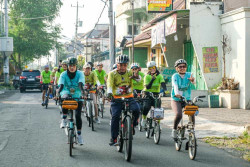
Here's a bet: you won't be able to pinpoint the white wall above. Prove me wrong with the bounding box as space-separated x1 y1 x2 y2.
190 2 223 89
220 8 250 109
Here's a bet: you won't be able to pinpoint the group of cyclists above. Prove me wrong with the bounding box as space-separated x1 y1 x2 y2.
39 54 195 148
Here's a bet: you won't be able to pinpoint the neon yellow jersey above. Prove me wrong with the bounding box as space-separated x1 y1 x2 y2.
41 70 51 84
144 74 165 93
107 70 134 99
84 71 99 93
94 69 106 85
132 71 145 91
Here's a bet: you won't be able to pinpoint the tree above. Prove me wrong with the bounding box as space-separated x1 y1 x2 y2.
8 0 62 70
77 55 85 70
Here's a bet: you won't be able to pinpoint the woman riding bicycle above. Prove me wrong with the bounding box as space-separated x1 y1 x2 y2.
57 57 85 145
171 59 195 139
141 61 167 127
130 63 144 98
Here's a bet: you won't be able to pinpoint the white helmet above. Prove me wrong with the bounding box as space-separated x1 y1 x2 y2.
174 59 187 67
130 63 139 69
147 61 156 68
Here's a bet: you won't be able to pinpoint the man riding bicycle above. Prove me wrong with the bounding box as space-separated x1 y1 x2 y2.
40 65 52 106
130 63 144 97
171 59 195 139
141 61 168 127
83 63 101 124
57 57 85 145
51 67 58 98
107 54 141 146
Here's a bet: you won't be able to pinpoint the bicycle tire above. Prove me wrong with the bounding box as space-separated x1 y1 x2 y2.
188 132 197 160
100 104 104 118
90 103 94 131
116 120 124 152
175 129 182 151
69 129 73 156
138 113 142 132
146 123 150 138
124 116 132 162
87 102 91 127
154 121 161 144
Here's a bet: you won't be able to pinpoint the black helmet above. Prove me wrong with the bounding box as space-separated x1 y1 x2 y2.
68 57 78 65
87 62 93 68
174 59 187 67
116 54 129 64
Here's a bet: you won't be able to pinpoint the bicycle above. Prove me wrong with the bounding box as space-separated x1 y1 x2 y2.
84 89 96 131
43 83 51 109
144 92 164 144
97 85 106 118
112 97 135 162
174 95 205 160
60 96 82 157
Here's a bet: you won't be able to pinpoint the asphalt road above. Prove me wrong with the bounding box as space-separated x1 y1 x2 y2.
0 90 249 167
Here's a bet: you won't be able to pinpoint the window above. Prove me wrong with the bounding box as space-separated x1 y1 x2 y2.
151 49 156 54
128 25 139 35
151 56 156 61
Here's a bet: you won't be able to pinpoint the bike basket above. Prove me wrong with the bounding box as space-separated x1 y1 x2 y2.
150 108 164 120
62 100 78 110
184 105 198 116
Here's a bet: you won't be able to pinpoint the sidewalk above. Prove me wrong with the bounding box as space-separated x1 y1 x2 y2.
161 97 250 138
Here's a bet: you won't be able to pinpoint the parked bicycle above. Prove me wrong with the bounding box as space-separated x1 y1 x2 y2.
113 97 135 162
144 92 164 144
60 96 82 156
174 95 205 160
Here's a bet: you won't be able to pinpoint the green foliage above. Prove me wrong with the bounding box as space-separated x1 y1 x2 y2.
8 0 63 68
77 55 85 70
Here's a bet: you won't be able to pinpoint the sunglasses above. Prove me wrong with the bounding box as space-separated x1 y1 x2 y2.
148 66 156 70
178 65 187 69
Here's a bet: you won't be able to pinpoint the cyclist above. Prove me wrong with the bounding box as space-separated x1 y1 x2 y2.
40 65 52 106
55 60 68 85
58 57 85 145
140 61 168 127
83 63 101 124
107 54 141 146
94 62 107 108
51 67 58 98
130 63 144 97
171 59 195 139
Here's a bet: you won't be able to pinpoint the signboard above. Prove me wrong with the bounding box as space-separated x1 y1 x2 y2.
203 47 219 73
161 67 176 88
165 13 177 36
151 21 166 48
148 0 173 13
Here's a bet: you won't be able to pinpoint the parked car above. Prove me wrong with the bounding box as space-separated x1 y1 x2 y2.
19 70 41 93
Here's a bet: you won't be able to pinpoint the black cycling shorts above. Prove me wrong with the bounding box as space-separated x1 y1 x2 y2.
42 84 49 91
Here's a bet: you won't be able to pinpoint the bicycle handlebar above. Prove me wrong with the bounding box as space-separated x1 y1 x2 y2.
112 98 134 103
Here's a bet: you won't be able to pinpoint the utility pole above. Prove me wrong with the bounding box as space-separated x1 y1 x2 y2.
3 0 9 84
72 1 83 58
109 0 115 70
131 0 135 63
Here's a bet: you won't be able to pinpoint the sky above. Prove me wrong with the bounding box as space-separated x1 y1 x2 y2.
56 0 122 40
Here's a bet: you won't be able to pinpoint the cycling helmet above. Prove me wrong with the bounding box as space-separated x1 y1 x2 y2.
44 65 49 69
83 63 92 68
97 62 103 66
130 63 139 69
174 59 187 67
61 60 68 65
116 54 129 64
113 64 117 70
147 61 156 68
68 57 78 65
87 62 94 68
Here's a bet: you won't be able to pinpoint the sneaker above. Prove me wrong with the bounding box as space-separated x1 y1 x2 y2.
49 94 53 99
77 134 84 145
172 129 177 139
141 119 147 127
41 102 45 106
60 119 67 129
109 138 119 146
95 117 101 124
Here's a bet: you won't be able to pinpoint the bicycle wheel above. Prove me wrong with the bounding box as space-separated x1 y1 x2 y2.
138 113 142 132
45 97 48 109
100 104 104 118
154 121 161 144
116 120 124 152
188 132 197 160
69 129 73 156
90 104 94 131
175 129 182 151
87 102 91 127
124 116 132 162
146 122 150 138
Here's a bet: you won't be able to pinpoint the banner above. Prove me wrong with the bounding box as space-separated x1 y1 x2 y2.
203 47 219 73
165 13 177 36
151 21 166 48
148 0 173 13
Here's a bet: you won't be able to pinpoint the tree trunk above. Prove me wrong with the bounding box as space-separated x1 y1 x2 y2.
18 53 21 70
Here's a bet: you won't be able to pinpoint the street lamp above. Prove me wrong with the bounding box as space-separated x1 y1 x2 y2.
131 0 135 63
